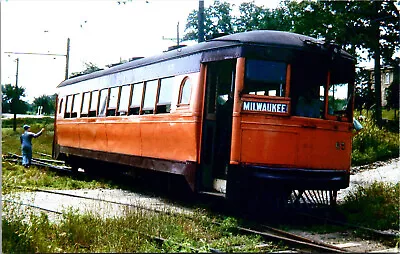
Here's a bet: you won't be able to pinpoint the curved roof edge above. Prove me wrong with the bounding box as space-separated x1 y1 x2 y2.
58 30 355 88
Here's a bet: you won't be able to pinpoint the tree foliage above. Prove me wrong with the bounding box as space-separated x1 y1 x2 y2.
70 62 103 78
185 1 398 62
2 84 29 114
184 0 399 123
32 94 56 115
184 0 234 41
385 59 399 112
354 68 376 114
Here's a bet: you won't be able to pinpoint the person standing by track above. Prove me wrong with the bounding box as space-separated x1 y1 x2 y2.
20 125 45 168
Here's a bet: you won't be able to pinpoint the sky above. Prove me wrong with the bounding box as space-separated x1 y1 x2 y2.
1 0 280 102
3 0 395 103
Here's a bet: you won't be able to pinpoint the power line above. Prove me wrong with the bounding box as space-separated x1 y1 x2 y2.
4 51 67 57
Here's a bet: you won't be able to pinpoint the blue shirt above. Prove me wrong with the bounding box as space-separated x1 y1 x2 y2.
20 130 43 149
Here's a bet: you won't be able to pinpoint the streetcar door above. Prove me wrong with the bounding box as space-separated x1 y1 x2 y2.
200 60 236 192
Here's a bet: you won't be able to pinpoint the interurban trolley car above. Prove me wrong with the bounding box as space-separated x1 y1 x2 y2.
53 30 355 206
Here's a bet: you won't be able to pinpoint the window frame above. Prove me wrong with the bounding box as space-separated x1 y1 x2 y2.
98 88 109 117
129 82 144 115
89 90 99 117
64 95 73 118
106 86 119 117
177 76 192 106
58 98 64 115
142 79 158 114
156 76 174 114
71 94 81 118
118 84 132 116
243 59 289 99
81 92 91 117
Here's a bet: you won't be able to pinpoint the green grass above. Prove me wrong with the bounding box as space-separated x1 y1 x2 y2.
2 121 115 194
382 108 399 121
1 117 55 130
352 114 399 166
339 182 399 231
2 161 114 194
2 125 53 156
2 204 284 253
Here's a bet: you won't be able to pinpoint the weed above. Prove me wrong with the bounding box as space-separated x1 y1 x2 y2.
2 202 285 253
352 115 399 166
339 182 399 231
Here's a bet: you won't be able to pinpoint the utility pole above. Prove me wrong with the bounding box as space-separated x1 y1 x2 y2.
177 22 180 46
13 58 19 132
65 38 70 80
373 1 382 126
198 0 205 42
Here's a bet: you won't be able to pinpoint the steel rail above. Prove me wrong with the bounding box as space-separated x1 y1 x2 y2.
2 199 208 252
7 185 183 216
3 199 63 215
211 221 347 253
7 184 349 252
35 152 53 158
260 224 348 252
296 211 399 238
4 157 392 251
7 152 66 165
2 198 213 253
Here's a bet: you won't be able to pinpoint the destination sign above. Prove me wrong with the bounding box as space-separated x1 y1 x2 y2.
243 101 288 113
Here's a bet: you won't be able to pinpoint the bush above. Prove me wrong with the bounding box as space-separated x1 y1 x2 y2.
1 117 54 131
352 115 399 166
340 182 399 230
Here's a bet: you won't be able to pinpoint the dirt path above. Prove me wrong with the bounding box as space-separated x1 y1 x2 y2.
4 157 399 252
337 157 399 202
296 157 400 253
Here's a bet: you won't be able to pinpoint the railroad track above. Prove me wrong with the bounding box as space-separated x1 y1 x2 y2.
4 185 351 253
4 153 398 252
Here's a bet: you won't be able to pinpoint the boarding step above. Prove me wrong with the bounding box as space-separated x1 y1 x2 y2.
198 178 227 198
213 178 227 194
199 191 226 198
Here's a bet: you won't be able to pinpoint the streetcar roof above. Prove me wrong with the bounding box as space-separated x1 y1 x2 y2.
58 30 354 88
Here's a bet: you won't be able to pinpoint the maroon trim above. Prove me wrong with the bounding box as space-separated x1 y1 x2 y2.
59 146 198 191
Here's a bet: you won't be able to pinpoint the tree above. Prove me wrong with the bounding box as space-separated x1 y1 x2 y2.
70 62 103 78
385 58 400 119
184 1 399 125
278 1 399 125
2 83 29 131
184 0 234 41
33 94 56 115
2 84 29 114
354 68 376 116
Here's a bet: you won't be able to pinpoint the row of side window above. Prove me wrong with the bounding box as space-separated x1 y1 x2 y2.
60 76 192 118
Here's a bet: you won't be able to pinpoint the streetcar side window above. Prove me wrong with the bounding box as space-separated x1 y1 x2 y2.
107 87 119 116
89 90 99 117
58 98 63 114
129 82 143 115
98 89 108 117
64 95 73 118
71 94 80 118
142 80 158 114
156 77 174 113
118 85 131 116
81 92 90 117
244 60 286 97
178 77 192 105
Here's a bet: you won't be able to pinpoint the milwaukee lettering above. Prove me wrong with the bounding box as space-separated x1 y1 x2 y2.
243 101 288 113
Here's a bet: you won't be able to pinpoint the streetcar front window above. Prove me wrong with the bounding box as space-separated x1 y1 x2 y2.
244 60 286 97
291 61 327 119
327 61 354 120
